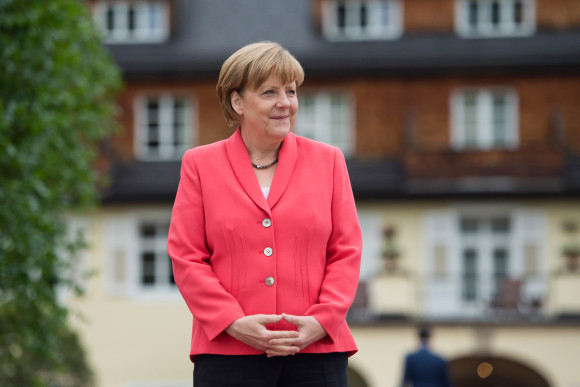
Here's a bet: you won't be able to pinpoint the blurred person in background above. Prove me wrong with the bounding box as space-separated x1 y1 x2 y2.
401 327 453 387
168 41 362 387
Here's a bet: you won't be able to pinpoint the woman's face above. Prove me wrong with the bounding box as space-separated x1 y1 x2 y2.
232 73 298 144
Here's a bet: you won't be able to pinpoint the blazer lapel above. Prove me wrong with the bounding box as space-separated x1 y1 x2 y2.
267 132 296 209
225 128 271 215
225 128 297 213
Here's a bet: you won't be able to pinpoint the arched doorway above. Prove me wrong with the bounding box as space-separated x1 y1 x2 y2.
348 366 370 387
449 355 550 387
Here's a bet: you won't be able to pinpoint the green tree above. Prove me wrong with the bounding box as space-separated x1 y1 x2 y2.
0 0 121 385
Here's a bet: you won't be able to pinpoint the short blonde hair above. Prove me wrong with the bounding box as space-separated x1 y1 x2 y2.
216 41 305 127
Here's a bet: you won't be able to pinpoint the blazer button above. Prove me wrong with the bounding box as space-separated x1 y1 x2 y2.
265 277 275 286
262 218 272 228
264 247 273 256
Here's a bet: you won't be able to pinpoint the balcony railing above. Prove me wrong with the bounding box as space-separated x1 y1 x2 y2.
347 272 557 323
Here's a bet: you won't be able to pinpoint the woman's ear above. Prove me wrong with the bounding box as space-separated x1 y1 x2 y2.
230 91 243 116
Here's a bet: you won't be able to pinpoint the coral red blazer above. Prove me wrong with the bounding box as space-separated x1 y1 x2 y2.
168 128 362 360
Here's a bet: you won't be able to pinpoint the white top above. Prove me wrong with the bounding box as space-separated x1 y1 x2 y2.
261 187 270 198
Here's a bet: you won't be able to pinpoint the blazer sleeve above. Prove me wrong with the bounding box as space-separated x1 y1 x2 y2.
304 147 362 343
168 150 245 341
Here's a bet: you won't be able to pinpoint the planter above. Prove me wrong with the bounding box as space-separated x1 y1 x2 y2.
565 253 580 272
382 252 399 273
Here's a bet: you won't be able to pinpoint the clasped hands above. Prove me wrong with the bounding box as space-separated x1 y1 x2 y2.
225 313 327 357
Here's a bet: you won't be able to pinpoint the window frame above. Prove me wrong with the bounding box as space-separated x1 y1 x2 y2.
322 0 403 41
93 0 170 44
105 208 180 300
294 90 355 157
455 0 536 38
137 219 175 293
422 205 547 319
134 93 196 162
450 87 519 151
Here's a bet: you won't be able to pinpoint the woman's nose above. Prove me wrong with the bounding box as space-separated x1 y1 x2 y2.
276 92 290 108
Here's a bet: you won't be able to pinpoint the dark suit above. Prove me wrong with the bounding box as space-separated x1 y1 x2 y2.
401 347 452 387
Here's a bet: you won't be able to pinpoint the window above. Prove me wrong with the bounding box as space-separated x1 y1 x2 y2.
94 1 169 43
139 222 174 290
105 210 179 299
451 88 518 150
135 95 194 161
322 0 402 41
455 0 535 37
423 207 547 318
459 216 511 303
294 92 354 156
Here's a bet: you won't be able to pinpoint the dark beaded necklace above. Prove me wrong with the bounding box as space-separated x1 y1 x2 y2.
252 157 278 169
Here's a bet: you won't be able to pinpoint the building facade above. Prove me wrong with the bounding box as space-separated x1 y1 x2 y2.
73 0 580 386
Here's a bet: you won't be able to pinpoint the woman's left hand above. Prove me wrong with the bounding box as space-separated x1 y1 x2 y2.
266 314 327 356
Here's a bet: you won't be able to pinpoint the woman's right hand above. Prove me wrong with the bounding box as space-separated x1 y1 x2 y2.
225 315 301 357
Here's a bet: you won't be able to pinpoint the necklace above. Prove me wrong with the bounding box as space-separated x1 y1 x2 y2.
252 157 278 169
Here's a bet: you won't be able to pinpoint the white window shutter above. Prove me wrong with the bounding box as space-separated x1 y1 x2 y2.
512 210 547 303
105 215 134 296
423 210 459 317
358 211 382 281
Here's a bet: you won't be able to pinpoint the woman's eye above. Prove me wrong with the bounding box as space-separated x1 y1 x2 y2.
287 90 296 96
263 90 275 95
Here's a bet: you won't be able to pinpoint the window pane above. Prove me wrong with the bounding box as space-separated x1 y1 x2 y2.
493 248 508 295
168 254 175 284
146 99 160 151
460 218 479 234
330 95 347 144
491 217 510 234
463 93 478 147
491 0 501 26
468 0 478 29
128 5 136 32
380 2 391 27
492 93 507 146
297 96 316 139
142 252 156 285
360 4 368 28
462 249 478 301
106 6 115 32
140 223 156 238
514 0 524 24
148 3 160 30
173 99 185 146
147 100 159 124
337 3 346 29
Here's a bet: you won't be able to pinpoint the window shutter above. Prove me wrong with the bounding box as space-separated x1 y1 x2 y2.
512 210 547 303
105 215 135 296
358 212 382 281
423 210 459 317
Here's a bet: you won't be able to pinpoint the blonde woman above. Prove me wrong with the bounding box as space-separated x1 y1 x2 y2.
168 41 362 387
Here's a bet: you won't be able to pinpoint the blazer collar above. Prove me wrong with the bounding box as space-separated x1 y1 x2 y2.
225 127 297 214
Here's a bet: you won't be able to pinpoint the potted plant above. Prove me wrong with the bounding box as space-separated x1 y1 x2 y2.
562 243 580 272
381 226 400 273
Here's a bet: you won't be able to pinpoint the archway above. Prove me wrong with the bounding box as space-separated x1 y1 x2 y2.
449 355 551 387
348 365 370 387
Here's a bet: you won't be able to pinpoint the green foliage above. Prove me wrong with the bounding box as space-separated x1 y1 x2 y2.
0 0 121 385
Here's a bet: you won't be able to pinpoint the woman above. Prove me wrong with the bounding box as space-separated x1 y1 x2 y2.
168 41 362 387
